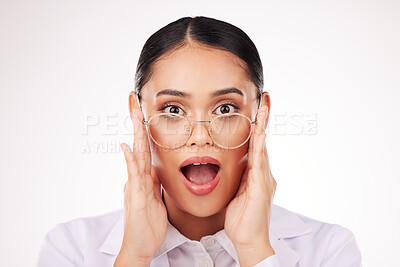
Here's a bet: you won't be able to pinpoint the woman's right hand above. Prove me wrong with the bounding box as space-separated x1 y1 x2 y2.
114 108 168 267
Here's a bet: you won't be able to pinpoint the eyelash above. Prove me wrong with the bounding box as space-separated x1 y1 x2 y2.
157 101 241 115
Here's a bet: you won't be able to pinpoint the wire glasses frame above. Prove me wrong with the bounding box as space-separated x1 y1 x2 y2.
142 112 257 149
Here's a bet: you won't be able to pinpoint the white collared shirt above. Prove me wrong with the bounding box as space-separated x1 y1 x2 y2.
37 204 362 267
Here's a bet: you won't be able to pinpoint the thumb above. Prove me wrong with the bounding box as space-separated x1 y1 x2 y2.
151 165 163 202
235 165 249 198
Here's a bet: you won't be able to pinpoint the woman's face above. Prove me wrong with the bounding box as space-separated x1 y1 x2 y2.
131 44 263 217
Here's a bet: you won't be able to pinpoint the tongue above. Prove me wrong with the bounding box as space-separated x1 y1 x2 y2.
181 164 219 185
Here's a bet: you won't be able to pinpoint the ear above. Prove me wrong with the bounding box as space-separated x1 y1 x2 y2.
128 91 142 118
259 91 271 123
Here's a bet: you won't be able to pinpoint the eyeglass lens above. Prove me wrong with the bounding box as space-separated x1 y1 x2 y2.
147 113 251 149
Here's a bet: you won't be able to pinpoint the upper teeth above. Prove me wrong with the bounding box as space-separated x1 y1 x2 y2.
192 163 208 165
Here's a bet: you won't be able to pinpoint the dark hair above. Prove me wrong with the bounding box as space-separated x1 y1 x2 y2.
134 16 264 105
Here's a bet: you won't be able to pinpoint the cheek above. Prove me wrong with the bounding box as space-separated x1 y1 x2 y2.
228 144 249 174
223 158 247 183
219 147 249 192
150 146 181 188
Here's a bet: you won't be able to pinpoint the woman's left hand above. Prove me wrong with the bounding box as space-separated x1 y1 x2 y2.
224 106 277 266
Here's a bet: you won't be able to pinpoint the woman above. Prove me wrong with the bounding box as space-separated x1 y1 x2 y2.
38 16 362 267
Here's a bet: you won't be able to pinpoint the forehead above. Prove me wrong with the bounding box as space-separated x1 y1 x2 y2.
141 45 256 102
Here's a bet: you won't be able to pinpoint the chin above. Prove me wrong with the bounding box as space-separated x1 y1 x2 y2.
184 199 226 218
180 188 232 218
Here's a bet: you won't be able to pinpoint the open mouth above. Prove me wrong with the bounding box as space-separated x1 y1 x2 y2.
179 156 222 196
180 163 220 185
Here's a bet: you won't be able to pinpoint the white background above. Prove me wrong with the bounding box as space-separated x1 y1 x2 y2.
1 0 399 266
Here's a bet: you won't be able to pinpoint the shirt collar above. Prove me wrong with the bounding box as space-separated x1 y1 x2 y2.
99 204 313 264
151 220 239 263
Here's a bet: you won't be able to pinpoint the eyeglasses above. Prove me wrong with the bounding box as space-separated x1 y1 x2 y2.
143 112 257 149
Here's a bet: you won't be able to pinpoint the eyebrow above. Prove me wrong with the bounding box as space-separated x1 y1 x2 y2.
211 87 244 98
155 87 244 98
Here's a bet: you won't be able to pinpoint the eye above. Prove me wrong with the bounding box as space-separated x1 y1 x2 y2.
215 103 239 115
160 104 184 115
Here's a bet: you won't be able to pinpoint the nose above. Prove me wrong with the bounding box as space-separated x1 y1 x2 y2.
186 119 214 147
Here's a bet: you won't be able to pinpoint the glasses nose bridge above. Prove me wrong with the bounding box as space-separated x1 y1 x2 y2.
189 120 211 124
186 118 214 145
187 119 212 133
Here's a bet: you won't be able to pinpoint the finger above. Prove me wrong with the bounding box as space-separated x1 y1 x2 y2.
123 180 129 205
252 107 268 170
255 106 268 135
151 166 163 202
235 165 249 197
271 173 277 196
247 110 260 168
131 108 152 176
120 143 140 189
124 181 128 194
262 141 275 188
247 120 256 165
262 142 277 202
262 143 272 186
252 134 267 181
248 106 268 167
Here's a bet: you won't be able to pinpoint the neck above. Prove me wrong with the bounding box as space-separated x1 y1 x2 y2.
162 189 226 241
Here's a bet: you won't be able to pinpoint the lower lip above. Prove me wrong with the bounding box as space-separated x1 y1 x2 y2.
179 167 221 196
